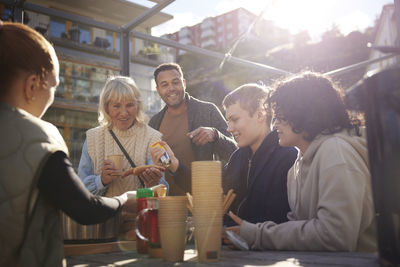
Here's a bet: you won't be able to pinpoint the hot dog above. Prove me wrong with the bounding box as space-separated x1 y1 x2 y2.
122 164 165 178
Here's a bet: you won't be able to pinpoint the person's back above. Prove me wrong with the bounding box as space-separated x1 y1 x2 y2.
0 22 129 267
0 104 68 266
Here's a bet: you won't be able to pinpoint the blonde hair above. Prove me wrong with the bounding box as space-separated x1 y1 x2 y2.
98 76 145 127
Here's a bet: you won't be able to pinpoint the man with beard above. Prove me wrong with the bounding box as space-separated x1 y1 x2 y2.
149 63 237 195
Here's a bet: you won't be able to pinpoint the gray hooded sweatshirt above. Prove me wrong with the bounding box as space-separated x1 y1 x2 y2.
240 129 377 252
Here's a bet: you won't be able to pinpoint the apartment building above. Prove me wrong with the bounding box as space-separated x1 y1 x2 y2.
164 8 289 56
0 0 172 168
366 4 399 74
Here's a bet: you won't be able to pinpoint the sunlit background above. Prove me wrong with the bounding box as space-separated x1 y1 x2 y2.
2 0 395 171
131 0 392 40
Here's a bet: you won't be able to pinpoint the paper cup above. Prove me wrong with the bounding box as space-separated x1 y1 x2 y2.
107 154 123 171
195 224 222 262
159 224 186 261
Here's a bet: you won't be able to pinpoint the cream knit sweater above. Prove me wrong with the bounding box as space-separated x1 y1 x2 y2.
86 122 162 196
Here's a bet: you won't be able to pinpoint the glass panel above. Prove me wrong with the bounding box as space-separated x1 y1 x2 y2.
58 60 118 103
42 107 98 170
130 64 163 117
70 23 90 44
43 107 98 128
115 35 120 52
50 18 66 38
1 7 13 21
106 31 114 51
129 38 133 56
79 25 90 44
69 127 87 170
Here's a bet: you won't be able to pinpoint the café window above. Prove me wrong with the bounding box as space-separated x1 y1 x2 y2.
106 31 114 51
1 7 12 21
43 107 98 170
58 60 118 103
115 34 120 52
71 23 91 44
50 18 66 38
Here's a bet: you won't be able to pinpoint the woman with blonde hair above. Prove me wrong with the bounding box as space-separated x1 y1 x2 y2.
78 76 168 196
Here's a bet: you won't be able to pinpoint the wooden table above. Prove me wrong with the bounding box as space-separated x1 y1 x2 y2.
66 245 380 267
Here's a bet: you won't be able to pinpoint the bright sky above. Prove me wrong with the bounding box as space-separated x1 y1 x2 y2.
131 0 393 40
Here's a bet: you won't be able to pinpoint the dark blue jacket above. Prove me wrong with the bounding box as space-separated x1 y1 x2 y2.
223 130 297 225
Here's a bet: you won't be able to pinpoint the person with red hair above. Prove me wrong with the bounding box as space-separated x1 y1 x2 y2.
0 21 132 267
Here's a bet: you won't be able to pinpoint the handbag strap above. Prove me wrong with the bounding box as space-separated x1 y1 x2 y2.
108 129 145 187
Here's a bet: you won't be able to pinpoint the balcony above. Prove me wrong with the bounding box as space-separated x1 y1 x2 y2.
201 18 215 30
201 28 216 39
179 27 192 39
179 36 192 45
201 39 216 48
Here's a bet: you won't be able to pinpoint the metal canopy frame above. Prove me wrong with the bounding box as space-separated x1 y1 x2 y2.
3 1 400 265
5 0 398 78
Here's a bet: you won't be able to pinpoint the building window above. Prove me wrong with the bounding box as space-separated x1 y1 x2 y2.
115 35 120 52
106 31 114 51
227 33 233 39
217 16 224 23
50 18 66 38
1 7 13 21
217 26 224 33
227 23 232 29
43 108 98 170
72 23 90 44
58 60 118 103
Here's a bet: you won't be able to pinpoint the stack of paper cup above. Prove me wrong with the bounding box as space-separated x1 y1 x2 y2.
158 196 188 262
192 161 223 262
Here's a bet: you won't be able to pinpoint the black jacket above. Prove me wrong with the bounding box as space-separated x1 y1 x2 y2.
223 130 297 225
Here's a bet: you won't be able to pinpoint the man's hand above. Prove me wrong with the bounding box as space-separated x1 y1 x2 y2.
101 159 121 185
187 127 217 146
150 141 179 172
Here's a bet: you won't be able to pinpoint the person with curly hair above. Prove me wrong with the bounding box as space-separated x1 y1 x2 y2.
225 72 377 252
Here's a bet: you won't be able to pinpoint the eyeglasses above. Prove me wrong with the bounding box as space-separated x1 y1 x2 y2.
272 115 288 125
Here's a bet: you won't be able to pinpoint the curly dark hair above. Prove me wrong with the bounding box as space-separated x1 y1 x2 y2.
267 72 358 142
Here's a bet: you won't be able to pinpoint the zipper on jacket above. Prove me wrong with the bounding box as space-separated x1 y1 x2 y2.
237 158 252 215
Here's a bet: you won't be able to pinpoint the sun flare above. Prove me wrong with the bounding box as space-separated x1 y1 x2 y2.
241 0 370 39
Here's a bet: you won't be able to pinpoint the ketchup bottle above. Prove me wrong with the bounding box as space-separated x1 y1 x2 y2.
136 188 154 254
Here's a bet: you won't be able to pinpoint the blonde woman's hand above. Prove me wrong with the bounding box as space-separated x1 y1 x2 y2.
140 167 163 187
100 159 121 185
